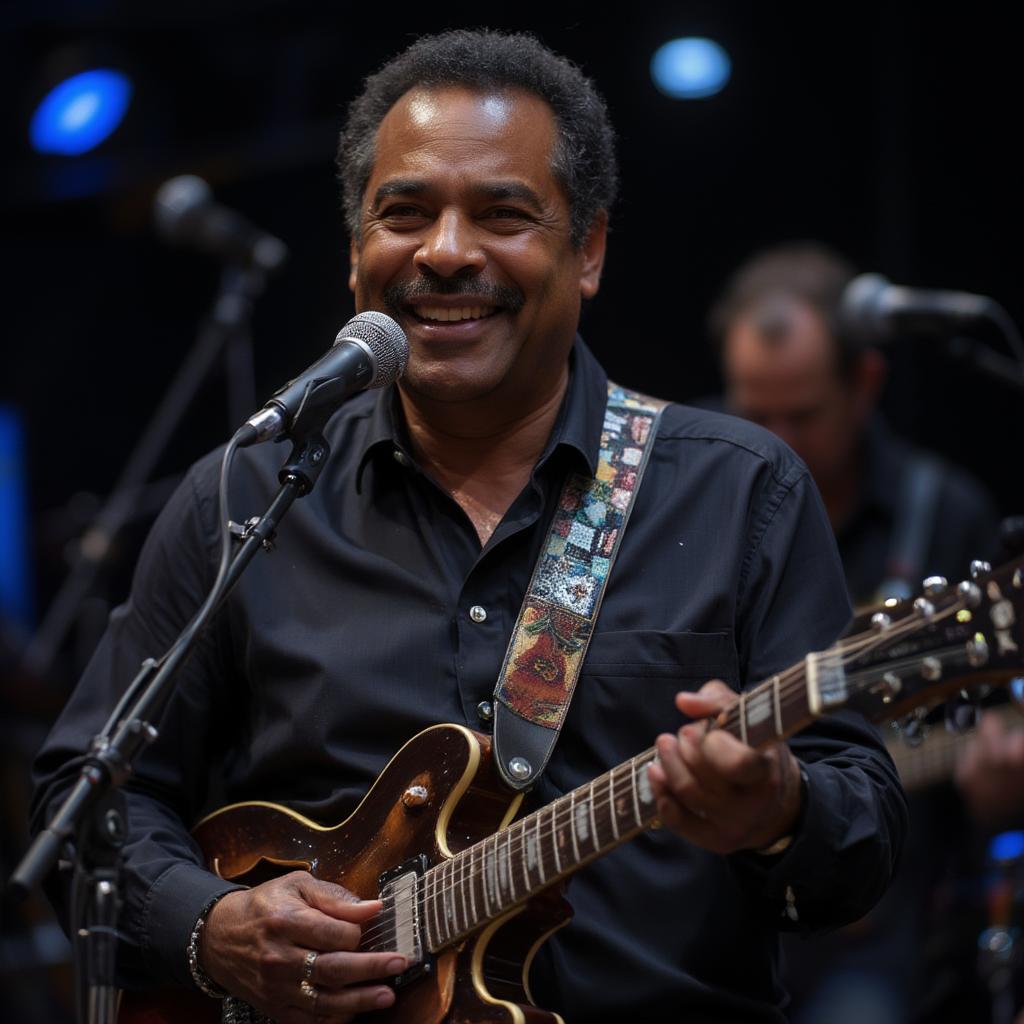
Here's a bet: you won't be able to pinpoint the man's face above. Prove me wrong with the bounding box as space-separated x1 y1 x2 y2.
723 302 868 488
349 85 606 407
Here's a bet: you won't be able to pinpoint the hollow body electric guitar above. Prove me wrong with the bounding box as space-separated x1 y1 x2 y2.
121 559 1024 1023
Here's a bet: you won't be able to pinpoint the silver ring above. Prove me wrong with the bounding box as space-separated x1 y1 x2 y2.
302 950 318 982
300 978 318 1007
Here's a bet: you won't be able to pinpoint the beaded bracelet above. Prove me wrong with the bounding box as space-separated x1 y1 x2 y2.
187 894 231 1000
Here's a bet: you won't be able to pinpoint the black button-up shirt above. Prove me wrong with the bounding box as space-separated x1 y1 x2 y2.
32 339 906 1022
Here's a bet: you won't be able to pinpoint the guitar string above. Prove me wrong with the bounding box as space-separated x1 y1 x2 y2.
358 600 971 948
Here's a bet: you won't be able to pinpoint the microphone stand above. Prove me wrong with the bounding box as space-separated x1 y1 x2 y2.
20 263 266 682
9 427 331 1024
946 335 1024 394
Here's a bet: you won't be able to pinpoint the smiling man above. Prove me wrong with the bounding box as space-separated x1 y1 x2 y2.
32 31 906 1023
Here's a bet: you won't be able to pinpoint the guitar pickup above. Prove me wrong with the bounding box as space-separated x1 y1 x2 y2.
378 854 433 990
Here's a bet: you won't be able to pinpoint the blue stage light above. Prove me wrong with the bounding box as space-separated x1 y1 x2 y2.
0 405 32 630
990 830 1024 863
30 69 132 156
651 38 731 100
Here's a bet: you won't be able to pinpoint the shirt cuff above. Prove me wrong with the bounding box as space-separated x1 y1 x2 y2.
727 759 842 924
140 861 246 988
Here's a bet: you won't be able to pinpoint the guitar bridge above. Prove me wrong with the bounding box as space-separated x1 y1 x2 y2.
377 854 433 989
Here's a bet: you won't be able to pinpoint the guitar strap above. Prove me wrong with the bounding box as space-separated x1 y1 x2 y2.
492 381 668 791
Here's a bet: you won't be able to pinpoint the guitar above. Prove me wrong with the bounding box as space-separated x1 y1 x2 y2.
121 557 1024 1023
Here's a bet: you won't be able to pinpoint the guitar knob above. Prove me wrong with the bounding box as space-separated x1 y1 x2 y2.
402 785 430 810
923 576 948 596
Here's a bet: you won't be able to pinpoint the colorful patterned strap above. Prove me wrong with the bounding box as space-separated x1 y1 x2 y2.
492 382 669 790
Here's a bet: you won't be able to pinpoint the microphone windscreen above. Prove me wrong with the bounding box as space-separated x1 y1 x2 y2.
337 311 409 387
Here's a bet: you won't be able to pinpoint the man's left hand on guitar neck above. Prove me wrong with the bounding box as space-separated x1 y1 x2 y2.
648 680 804 856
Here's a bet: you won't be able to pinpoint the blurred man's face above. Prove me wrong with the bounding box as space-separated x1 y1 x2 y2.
723 300 869 490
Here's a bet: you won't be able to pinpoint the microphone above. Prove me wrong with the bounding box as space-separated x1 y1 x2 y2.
840 273 999 343
239 311 408 446
154 175 289 273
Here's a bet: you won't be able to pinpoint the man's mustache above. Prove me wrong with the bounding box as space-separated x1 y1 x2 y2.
383 274 525 316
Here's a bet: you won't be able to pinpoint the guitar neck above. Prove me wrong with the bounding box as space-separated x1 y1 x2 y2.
417 662 821 951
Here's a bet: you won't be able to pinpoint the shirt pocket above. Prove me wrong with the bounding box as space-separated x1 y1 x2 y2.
557 630 740 778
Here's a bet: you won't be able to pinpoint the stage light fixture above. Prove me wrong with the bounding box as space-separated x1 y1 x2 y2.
651 37 731 100
30 68 133 156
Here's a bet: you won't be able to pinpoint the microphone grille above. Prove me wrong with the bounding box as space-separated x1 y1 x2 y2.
154 175 211 241
338 311 409 387
839 272 891 343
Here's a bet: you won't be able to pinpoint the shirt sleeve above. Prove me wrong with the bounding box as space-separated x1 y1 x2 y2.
30 454 245 990
728 464 909 931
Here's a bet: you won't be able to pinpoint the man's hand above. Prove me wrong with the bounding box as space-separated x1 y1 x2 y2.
647 680 803 855
201 871 407 1022
955 710 1024 828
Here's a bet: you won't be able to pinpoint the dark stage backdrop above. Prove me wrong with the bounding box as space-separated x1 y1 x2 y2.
0 2 1022 1019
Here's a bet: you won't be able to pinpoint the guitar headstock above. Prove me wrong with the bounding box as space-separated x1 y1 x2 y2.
818 557 1024 725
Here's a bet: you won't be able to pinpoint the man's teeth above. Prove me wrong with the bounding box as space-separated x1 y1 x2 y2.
414 305 496 322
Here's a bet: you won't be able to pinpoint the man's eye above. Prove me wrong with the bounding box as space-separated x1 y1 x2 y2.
381 205 425 219
487 207 527 219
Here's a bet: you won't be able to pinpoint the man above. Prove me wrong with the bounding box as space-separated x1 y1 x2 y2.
710 242 998 605
711 244 1010 1023
32 32 905 1022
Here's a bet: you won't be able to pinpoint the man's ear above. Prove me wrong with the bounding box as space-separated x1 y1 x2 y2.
348 238 359 293
579 211 608 300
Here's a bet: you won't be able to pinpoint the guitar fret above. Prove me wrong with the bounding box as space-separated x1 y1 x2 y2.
569 790 581 862
484 840 497 914
517 821 531 894
629 756 643 827
588 780 598 852
504 829 516 902
430 868 443 948
466 847 477 927
535 813 546 884
455 852 467 934
550 804 562 874
443 860 455 936
608 773 619 840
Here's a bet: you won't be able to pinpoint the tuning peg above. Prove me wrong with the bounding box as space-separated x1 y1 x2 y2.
871 612 892 632
900 710 930 747
923 576 948 596
920 656 943 681
958 580 983 608
966 633 990 667
970 560 993 580
914 597 936 619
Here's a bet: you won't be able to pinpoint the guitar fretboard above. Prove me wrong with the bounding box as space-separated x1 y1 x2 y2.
418 654 824 950
421 751 658 950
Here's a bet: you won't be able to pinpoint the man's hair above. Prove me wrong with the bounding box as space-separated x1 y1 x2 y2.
336 29 618 249
708 242 863 375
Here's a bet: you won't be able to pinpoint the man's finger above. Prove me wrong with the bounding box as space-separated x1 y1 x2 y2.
315 981 397 1016
294 874 381 920
314 951 407 989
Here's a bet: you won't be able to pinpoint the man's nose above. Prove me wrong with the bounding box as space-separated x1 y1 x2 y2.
413 208 486 279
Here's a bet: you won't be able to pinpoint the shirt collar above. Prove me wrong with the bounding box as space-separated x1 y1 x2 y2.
355 335 607 491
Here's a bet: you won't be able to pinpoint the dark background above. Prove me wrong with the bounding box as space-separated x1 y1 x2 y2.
1 2 1021 1018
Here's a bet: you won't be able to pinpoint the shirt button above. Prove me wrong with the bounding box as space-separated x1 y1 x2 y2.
469 605 487 623
392 449 411 467
477 701 493 722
